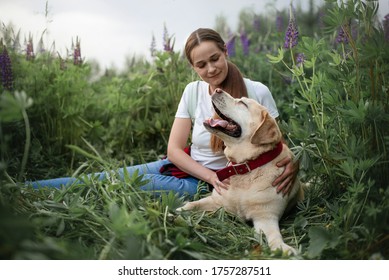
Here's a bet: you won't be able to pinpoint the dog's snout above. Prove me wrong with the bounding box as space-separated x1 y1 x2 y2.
214 88 223 94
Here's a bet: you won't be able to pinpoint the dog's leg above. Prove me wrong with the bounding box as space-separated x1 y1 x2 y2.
253 218 297 255
177 195 221 212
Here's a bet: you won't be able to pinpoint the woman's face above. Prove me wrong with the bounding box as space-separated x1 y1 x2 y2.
190 41 228 92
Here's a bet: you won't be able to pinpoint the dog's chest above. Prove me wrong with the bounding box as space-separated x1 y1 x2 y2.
229 161 281 188
219 164 282 212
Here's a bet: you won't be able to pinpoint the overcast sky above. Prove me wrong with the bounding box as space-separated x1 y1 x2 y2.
1 0 388 69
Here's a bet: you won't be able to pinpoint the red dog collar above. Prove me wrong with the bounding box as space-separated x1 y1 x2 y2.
216 142 283 181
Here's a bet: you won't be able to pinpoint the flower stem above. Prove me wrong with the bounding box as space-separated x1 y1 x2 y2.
18 108 31 182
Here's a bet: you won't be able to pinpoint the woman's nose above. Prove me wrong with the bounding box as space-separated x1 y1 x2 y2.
208 63 216 73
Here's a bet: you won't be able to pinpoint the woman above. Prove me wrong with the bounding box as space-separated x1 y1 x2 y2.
29 28 298 197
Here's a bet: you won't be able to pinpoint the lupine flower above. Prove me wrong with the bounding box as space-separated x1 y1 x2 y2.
336 25 349 44
0 46 14 91
163 37 174 52
163 24 174 52
283 5 299 49
296 53 305 67
253 17 261 32
150 34 157 57
276 13 284 33
37 36 45 54
318 9 326 30
383 14 389 42
26 37 35 61
240 30 250 56
73 38 82 65
13 29 21 52
163 24 169 50
58 53 66 71
226 34 236 57
350 20 358 41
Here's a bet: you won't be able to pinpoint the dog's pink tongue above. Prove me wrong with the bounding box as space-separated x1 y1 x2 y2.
209 118 229 128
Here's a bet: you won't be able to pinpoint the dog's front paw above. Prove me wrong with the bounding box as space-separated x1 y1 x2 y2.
176 202 192 212
278 243 298 256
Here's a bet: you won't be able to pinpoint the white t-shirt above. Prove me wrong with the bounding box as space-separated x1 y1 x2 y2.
175 78 279 170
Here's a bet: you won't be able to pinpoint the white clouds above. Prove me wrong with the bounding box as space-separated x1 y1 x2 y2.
1 0 388 70
50 11 128 66
0 1 46 37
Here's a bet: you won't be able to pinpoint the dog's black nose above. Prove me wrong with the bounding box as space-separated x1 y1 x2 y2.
214 88 223 94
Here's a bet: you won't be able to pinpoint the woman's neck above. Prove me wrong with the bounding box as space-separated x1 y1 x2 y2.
208 84 220 95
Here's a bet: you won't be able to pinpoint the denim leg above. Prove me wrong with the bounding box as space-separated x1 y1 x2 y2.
108 159 200 197
26 176 79 189
26 159 200 197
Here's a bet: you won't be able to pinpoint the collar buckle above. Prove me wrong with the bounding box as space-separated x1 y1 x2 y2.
232 162 251 175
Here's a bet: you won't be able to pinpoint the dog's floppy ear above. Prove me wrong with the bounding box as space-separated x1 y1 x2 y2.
250 110 282 145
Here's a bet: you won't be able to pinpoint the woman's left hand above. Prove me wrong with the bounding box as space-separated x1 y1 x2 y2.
272 155 299 196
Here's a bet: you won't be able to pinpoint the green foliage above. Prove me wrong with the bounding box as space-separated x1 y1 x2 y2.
1 1 388 260
267 0 389 259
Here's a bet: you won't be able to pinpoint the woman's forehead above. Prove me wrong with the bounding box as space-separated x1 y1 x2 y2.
191 41 222 63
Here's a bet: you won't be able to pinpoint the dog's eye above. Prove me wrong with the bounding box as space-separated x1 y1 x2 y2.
238 101 248 108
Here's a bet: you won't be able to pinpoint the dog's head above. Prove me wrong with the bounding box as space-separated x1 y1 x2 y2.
203 88 282 162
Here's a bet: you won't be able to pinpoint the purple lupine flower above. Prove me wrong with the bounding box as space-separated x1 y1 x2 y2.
226 34 236 57
0 46 14 91
336 25 349 44
253 17 261 32
26 37 35 61
276 13 284 33
350 20 358 41
58 53 66 71
283 5 299 49
318 8 325 30
162 24 174 52
150 34 157 57
296 53 305 67
73 39 82 65
383 14 389 42
240 31 250 56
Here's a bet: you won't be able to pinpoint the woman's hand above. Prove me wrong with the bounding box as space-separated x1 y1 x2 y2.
272 155 299 196
211 174 230 195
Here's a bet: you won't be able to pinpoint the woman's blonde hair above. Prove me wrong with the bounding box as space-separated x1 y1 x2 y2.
185 28 248 152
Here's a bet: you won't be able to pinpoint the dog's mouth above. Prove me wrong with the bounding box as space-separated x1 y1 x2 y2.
203 102 242 137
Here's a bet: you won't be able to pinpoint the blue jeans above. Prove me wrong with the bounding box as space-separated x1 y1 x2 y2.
26 158 201 198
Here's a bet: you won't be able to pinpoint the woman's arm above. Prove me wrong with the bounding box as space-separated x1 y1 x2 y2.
273 154 300 195
167 118 225 192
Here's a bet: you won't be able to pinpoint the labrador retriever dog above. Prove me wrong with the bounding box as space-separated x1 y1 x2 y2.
178 88 304 255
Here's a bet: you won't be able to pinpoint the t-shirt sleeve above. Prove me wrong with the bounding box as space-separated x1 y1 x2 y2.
175 82 195 119
248 80 279 119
